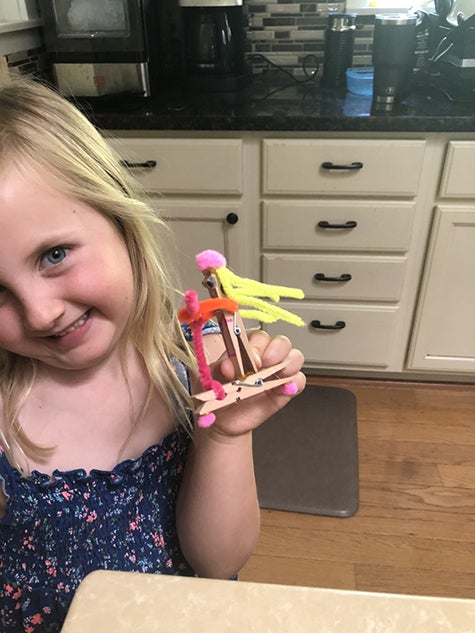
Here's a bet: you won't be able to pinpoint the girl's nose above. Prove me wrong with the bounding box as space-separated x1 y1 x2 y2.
20 290 65 333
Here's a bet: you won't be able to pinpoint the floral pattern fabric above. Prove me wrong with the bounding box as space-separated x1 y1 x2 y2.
0 428 195 633
0 325 224 632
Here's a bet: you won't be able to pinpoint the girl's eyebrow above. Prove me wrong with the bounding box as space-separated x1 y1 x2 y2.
29 233 75 261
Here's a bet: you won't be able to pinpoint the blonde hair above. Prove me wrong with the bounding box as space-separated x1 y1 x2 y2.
0 77 196 464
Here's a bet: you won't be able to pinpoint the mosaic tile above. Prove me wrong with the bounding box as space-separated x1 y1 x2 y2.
244 1 373 75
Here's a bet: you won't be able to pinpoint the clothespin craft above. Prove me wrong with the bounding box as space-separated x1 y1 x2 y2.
178 250 305 428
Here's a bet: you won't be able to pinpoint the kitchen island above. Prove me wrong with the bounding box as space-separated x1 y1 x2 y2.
62 570 475 632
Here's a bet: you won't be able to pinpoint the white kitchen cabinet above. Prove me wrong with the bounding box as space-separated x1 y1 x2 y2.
407 138 475 376
107 137 243 195
439 141 475 199
105 131 475 380
408 207 475 372
263 254 407 302
106 136 249 299
262 139 426 196
262 200 416 252
265 302 399 366
149 200 244 300
261 137 430 371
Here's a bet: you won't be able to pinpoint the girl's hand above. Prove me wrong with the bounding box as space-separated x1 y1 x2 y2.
202 330 306 439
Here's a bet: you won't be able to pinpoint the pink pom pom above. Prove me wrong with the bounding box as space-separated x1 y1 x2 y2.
198 413 216 428
282 381 298 396
196 250 227 272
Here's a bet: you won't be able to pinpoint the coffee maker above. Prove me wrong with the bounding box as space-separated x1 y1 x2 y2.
179 0 250 92
38 0 162 98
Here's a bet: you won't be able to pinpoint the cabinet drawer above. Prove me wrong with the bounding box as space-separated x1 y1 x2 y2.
263 200 415 252
265 303 398 367
439 141 475 198
263 254 407 301
107 138 243 194
262 139 425 196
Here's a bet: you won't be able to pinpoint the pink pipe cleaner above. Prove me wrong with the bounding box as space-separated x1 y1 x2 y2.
184 290 226 427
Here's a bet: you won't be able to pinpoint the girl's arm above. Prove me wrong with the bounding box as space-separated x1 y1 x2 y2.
175 330 305 579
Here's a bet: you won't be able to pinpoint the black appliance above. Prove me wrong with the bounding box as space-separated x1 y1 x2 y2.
38 0 164 97
372 13 418 111
179 0 250 92
321 13 356 89
432 13 475 101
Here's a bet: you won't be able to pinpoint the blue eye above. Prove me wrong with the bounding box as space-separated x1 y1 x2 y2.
41 246 68 268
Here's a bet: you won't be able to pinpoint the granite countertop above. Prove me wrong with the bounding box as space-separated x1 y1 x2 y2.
85 71 475 134
62 570 475 632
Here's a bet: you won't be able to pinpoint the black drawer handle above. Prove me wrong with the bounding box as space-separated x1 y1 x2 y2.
121 159 157 169
321 161 363 170
314 273 352 282
311 320 346 330
318 220 357 229
226 212 239 225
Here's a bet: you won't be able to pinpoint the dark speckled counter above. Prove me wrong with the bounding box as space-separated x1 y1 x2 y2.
84 72 475 134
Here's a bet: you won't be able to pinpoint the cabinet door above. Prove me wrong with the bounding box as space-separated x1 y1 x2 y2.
150 200 244 300
439 141 475 198
408 206 475 372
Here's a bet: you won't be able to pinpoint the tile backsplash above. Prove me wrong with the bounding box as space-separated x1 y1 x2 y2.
244 0 374 77
157 0 375 79
0 1 376 85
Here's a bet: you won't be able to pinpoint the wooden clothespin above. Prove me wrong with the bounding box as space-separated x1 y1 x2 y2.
179 250 304 427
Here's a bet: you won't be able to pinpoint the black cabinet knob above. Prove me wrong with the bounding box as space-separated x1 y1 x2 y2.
226 212 239 225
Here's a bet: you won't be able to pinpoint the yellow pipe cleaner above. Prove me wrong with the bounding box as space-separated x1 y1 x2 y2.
215 265 305 326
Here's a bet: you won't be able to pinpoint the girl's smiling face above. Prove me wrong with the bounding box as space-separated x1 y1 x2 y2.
0 165 135 373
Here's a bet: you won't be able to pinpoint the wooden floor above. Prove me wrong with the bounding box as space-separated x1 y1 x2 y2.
240 376 475 599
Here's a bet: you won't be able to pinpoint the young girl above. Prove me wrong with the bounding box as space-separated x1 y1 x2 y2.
0 78 305 633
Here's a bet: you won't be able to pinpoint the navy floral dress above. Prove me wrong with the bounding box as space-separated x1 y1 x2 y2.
0 354 204 633
0 429 195 633
0 325 223 632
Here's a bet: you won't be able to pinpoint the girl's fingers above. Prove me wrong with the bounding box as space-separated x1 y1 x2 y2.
212 329 303 386
248 331 292 366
